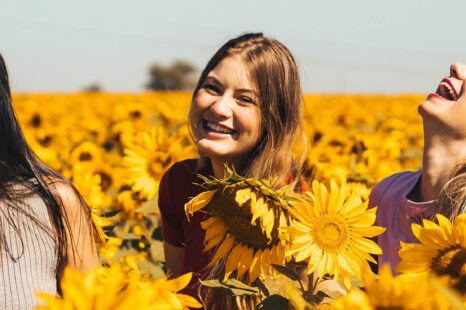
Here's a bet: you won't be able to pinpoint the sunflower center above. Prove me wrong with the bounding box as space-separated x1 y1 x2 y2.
208 188 279 249
146 153 171 180
96 171 113 191
30 114 42 127
130 110 142 119
311 214 348 253
79 152 93 161
431 246 466 294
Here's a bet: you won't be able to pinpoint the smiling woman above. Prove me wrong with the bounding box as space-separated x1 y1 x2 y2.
158 32 306 308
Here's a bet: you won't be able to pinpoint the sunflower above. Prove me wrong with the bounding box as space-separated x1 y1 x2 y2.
320 264 454 310
123 127 193 200
319 264 452 310
69 140 104 168
397 213 466 295
285 179 386 289
72 172 113 245
37 264 202 310
185 167 303 283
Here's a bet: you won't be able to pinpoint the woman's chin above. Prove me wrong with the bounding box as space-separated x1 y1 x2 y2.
197 143 234 161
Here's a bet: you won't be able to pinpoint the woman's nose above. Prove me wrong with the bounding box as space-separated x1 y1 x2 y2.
450 63 466 80
209 94 233 118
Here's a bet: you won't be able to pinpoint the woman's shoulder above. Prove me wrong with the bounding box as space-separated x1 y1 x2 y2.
369 170 421 208
45 177 88 217
165 158 200 178
159 158 209 201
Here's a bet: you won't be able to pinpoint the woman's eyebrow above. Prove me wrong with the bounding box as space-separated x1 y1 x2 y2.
237 88 257 95
204 76 221 84
206 75 257 95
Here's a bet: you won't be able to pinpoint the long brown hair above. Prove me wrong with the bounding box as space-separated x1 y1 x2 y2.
436 159 466 222
189 32 305 189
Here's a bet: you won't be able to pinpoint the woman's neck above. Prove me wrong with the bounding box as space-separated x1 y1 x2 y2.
210 158 227 179
421 129 466 201
209 157 244 179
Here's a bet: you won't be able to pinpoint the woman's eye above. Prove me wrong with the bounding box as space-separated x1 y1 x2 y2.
238 96 255 105
204 84 219 93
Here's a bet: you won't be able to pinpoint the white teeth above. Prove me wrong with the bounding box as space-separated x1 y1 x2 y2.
206 121 234 134
439 81 458 100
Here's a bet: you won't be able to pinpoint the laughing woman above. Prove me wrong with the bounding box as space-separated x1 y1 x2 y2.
369 63 466 272
0 54 99 309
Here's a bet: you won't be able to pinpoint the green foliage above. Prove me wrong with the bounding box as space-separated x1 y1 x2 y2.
146 60 197 90
255 294 289 310
199 278 260 296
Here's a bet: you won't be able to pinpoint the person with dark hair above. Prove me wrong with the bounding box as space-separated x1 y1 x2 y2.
0 54 99 309
369 63 466 273
158 32 309 307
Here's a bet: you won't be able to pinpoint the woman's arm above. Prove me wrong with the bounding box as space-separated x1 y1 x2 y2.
54 182 100 273
163 241 185 277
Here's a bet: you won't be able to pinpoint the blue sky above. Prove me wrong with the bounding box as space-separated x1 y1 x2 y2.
1 0 466 93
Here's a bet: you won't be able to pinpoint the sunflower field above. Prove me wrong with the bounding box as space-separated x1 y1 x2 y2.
12 93 465 309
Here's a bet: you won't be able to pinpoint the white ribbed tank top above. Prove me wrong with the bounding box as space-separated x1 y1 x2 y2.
0 192 57 310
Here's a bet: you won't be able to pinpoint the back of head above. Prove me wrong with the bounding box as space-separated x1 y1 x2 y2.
192 33 304 188
437 159 466 222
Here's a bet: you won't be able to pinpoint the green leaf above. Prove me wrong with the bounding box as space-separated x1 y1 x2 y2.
271 264 302 282
102 209 122 218
254 279 270 297
319 289 343 304
151 226 163 241
255 294 289 310
199 278 260 296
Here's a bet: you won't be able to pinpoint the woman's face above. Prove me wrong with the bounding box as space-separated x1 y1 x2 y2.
189 56 262 164
418 63 466 139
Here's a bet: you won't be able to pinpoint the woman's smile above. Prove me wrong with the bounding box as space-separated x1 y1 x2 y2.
202 119 238 138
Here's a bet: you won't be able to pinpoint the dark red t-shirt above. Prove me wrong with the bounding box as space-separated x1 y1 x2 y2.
159 159 214 296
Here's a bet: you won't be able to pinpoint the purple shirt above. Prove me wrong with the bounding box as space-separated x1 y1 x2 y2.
368 170 437 272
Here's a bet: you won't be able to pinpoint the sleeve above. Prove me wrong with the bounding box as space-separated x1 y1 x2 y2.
158 166 185 247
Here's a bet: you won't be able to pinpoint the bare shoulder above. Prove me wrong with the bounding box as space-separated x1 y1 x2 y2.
45 176 87 216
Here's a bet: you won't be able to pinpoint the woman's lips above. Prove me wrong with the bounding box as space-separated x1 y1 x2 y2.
201 119 237 139
428 93 447 101
435 78 459 101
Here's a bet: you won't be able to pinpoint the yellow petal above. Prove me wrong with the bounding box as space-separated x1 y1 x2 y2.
164 273 192 292
207 235 235 268
251 197 266 224
248 249 263 282
185 190 217 219
237 246 254 279
235 188 252 206
224 243 243 280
